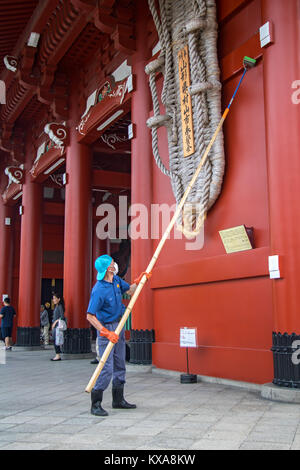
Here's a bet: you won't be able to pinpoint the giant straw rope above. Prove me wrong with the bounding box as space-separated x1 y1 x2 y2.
146 0 224 236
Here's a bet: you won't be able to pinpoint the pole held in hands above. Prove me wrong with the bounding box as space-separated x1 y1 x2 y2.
85 59 255 393
85 108 227 393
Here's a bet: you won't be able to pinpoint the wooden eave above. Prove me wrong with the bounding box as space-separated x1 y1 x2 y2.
2 182 23 206
30 146 66 183
77 77 133 145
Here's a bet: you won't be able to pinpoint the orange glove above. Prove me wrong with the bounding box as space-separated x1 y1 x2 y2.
134 271 152 285
100 327 119 343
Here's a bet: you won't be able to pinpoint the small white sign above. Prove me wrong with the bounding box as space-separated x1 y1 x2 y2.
259 21 273 48
180 328 197 348
269 255 281 279
260 22 270 41
270 270 281 280
27 32 40 48
2 294 8 303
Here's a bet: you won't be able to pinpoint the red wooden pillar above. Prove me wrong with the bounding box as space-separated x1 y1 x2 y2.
92 217 106 285
63 119 92 353
17 170 42 346
262 0 300 385
0 201 14 302
130 0 154 335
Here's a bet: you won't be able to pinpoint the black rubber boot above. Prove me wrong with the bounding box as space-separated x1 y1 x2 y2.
112 385 136 409
91 389 108 416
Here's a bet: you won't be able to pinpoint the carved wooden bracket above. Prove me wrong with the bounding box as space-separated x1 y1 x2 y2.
2 165 24 204
0 139 12 155
4 166 25 185
70 0 96 11
77 74 133 143
93 0 136 54
49 173 65 187
0 127 25 164
1 123 14 141
44 122 69 154
30 123 68 181
10 135 25 164
37 64 57 105
112 23 136 55
18 46 38 89
94 1 117 34
50 73 69 120
3 56 18 73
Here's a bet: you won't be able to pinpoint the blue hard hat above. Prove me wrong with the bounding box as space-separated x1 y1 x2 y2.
95 255 113 281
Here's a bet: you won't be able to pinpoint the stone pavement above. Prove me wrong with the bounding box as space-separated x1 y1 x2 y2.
0 347 300 451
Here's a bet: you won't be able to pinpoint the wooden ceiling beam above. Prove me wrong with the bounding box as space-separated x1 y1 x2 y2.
93 0 136 54
92 169 131 190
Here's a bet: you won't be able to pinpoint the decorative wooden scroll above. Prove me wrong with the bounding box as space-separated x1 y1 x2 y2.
4 166 24 185
3 55 18 73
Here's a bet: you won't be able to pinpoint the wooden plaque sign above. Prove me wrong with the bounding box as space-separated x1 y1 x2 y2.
178 45 195 158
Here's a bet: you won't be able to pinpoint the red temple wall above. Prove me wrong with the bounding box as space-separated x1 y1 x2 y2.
1 0 298 382
150 0 274 383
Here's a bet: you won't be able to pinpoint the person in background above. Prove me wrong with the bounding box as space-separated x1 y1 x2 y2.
51 293 65 361
40 304 50 346
45 302 53 326
0 297 16 351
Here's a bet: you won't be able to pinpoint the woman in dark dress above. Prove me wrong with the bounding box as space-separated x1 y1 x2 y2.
51 293 65 361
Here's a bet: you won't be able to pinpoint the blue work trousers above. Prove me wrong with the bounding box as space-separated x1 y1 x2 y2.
94 321 126 391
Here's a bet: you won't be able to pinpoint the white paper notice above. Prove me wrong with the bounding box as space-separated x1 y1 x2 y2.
270 270 281 279
180 328 197 348
268 255 281 279
268 255 279 272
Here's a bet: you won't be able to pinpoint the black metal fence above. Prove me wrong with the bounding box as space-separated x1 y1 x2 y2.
16 327 40 347
63 328 91 354
129 329 155 365
272 332 300 388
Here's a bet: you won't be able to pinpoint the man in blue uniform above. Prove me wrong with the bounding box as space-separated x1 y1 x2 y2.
87 254 150 417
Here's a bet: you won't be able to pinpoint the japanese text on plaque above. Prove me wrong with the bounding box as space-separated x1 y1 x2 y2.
178 45 195 158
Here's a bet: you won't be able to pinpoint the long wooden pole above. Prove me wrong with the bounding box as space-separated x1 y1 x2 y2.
85 58 256 392
85 106 230 393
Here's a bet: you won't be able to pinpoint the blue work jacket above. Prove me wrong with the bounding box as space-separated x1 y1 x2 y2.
87 275 130 324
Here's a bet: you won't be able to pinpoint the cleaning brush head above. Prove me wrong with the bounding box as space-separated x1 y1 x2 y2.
243 56 257 69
